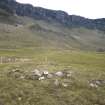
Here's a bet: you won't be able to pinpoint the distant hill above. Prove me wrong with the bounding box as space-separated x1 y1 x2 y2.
0 0 105 51
0 0 105 31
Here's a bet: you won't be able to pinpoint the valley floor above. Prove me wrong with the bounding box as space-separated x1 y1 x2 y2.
0 48 105 105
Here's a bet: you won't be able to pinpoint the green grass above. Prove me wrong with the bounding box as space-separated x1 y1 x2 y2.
0 48 105 105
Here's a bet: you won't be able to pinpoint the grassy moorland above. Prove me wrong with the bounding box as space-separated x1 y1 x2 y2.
0 48 105 105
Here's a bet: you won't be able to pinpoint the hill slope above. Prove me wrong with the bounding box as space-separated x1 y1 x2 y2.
0 0 105 51
1 0 105 30
0 9 105 51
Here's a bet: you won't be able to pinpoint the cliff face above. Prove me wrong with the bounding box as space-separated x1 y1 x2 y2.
0 0 105 31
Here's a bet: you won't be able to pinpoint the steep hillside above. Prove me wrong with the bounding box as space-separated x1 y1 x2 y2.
0 0 105 31
0 11 105 51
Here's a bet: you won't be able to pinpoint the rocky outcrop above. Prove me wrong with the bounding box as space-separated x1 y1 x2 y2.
0 0 105 31
0 0 16 14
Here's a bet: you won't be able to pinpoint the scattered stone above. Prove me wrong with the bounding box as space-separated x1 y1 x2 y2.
89 83 98 88
47 73 53 79
7 68 75 88
95 80 101 85
39 76 45 80
31 69 42 77
55 71 64 77
95 80 105 85
26 74 39 80
89 79 105 88
43 71 49 75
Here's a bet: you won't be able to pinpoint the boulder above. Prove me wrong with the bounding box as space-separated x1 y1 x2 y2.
89 83 98 88
47 73 53 79
55 71 64 77
39 76 45 80
31 69 42 77
43 71 49 75
89 80 105 87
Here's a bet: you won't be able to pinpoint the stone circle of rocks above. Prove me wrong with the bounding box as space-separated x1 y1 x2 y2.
8 68 73 80
7 68 75 88
7 68 105 88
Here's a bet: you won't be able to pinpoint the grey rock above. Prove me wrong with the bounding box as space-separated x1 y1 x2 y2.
39 76 45 80
89 79 105 88
47 73 53 79
89 83 98 88
55 71 64 77
27 74 39 80
31 69 42 77
1 0 105 31
43 71 49 75
91 80 105 85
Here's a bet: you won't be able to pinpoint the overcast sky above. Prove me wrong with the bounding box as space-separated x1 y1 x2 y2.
16 0 105 19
